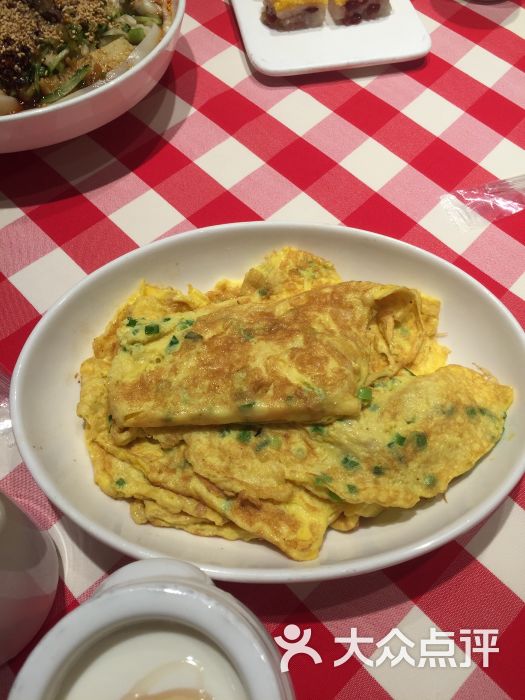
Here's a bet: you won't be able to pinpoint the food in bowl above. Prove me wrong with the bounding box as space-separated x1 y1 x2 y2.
76 247 513 562
0 0 173 115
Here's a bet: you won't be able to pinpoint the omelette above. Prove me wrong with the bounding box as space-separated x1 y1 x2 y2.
77 247 513 561
107 281 428 427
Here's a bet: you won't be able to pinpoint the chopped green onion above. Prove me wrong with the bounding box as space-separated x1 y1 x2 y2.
341 455 360 470
255 437 271 452
167 335 179 350
237 429 252 443
310 425 325 434
388 433 406 447
314 473 332 486
177 319 194 330
239 402 256 411
108 414 112 423
327 489 343 502
126 317 137 327
115 478 126 488
258 288 269 297
466 406 478 417
185 331 203 340
347 484 359 495
372 465 384 476
414 432 427 449
145 323 160 335
357 387 372 402
423 474 437 487
241 328 254 341
40 65 90 104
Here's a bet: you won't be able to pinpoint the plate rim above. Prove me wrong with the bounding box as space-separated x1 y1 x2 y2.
10 221 525 583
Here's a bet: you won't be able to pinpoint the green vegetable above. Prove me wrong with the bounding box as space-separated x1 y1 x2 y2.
115 478 126 488
388 433 406 447
177 319 194 330
44 48 69 73
167 335 179 350
466 406 478 417
372 465 385 476
237 429 253 443
133 14 162 25
241 329 254 341
309 425 325 434
126 317 137 327
128 26 145 44
423 474 437 487
40 65 91 104
327 489 343 502
108 414 112 423
145 323 160 335
255 437 271 452
258 288 269 297
341 455 359 470
314 473 332 486
357 387 372 402
163 316 171 322
185 331 203 340
239 402 256 411
414 432 427 449
347 484 359 495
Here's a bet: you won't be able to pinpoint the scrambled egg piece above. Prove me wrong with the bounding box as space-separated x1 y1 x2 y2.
77 247 512 561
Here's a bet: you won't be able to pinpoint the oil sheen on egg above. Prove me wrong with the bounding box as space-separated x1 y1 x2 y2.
57 622 248 700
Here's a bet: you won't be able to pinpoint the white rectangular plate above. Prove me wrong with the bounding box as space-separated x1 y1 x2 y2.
230 0 431 76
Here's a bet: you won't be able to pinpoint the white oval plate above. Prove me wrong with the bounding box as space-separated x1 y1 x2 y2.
11 223 525 582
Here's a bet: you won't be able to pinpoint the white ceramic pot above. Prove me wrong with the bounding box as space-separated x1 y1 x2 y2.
8 558 295 700
0 492 59 665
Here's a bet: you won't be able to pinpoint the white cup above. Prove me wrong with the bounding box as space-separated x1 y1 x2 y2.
0 492 59 665
9 558 295 700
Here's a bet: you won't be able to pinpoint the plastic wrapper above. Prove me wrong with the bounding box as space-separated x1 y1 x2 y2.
440 175 525 233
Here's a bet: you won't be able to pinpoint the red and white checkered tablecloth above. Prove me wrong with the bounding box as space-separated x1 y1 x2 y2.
1 0 524 697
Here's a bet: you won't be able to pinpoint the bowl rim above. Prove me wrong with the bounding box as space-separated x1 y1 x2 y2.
0 0 185 123
10 222 525 582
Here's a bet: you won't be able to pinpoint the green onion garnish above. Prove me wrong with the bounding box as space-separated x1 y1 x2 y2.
372 465 384 476
237 429 252 443
145 324 160 335
126 317 137 327
415 432 427 449
388 433 406 447
357 387 372 402
185 331 203 340
177 319 194 330
341 455 360 470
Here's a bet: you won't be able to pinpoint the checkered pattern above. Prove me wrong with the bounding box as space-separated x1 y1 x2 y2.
0 0 524 697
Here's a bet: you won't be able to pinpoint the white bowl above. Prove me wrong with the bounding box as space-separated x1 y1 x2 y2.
8 559 294 700
0 0 185 153
10 223 525 582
